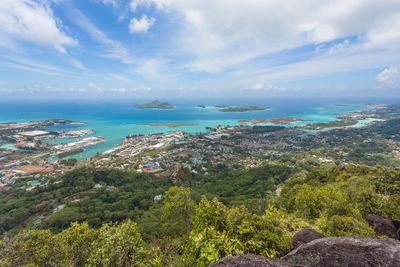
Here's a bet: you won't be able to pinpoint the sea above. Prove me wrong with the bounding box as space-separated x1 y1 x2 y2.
0 98 390 159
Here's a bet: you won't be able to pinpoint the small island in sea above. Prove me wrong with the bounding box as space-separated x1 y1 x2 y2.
135 100 175 110
217 105 268 112
239 118 305 125
139 122 197 127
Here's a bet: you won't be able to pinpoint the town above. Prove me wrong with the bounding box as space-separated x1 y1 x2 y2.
2 104 400 194
0 119 104 189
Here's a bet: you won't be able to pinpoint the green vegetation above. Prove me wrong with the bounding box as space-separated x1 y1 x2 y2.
0 220 143 267
135 100 174 110
1 162 399 266
0 163 292 235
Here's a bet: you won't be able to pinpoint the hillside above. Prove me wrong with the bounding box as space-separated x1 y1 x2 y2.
1 162 399 266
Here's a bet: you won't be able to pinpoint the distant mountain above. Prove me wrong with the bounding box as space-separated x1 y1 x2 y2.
134 100 174 110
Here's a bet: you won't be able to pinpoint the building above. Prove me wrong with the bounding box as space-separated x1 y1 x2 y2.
142 162 162 172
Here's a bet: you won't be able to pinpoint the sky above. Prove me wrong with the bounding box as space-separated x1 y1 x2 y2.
0 0 400 100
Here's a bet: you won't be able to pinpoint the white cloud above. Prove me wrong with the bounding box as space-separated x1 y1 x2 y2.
366 15 400 50
249 82 285 91
376 67 400 85
129 15 156 33
68 8 135 64
328 39 351 55
240 49 400 84
130 0 152 12
130 59 172 80
134 0 400 73
111 87 128 93
0 0 76 53
69 58 85 70
79 82 103 93
109 73 131 82
250 82 265 90
0 54 72 76
97 0 118 8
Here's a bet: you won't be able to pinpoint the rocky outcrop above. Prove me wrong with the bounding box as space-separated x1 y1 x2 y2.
208 228 400 267
366 214 399 239
208 255 297 267
291 228 325 249
282 237 400 267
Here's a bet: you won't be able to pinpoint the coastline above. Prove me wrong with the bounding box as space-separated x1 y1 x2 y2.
0 102 372 159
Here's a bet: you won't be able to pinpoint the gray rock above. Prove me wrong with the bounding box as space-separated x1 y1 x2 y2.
366 214 399 240
208 255 299 267
338 163 346 171
292 228 325 249
391 220 400 239
282 237 400 267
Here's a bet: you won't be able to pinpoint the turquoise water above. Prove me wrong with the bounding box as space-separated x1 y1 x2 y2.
0 99 369 159
0 143 18 151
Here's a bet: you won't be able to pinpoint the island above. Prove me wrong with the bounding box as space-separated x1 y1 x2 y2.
297 118 359 130
139 122 197 128
218 105 268 112
295 111 376 130
197 104 206 108
134 100 175 110
0 119 73 131
239 118 305 125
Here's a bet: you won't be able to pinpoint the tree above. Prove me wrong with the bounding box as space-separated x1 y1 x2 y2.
317 215 375 237
87 220 144 267
57 222 98 267
162 186 195 237
3 229 70 266
185 197 309 267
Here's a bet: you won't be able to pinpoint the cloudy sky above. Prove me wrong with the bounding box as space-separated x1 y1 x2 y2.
0 0 400 99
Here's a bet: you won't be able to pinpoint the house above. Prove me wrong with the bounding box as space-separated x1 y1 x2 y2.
142 162 162 172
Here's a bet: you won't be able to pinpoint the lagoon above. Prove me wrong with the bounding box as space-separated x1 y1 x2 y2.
0 99 371 159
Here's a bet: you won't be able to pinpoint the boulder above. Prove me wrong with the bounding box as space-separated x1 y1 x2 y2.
282 237 400 267
392 220 400 238
365 214 399 239
208 255 297 267
292 228 325 249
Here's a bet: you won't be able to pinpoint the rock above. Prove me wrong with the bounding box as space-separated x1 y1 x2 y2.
392 220 400 238
208 255 297 267
292 228 325 249
366 214 399 239
338 163 346 171
393 220 400 230
282 237 400 267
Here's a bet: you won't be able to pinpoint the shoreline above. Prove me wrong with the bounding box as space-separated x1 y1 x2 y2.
0 103 375 159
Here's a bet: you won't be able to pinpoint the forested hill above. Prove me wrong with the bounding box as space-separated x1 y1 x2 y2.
1 162 399 266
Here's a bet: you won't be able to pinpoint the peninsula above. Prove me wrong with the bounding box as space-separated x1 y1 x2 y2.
134 100 174 110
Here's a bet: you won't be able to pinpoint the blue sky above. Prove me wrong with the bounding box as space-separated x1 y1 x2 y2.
0 0 400 100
